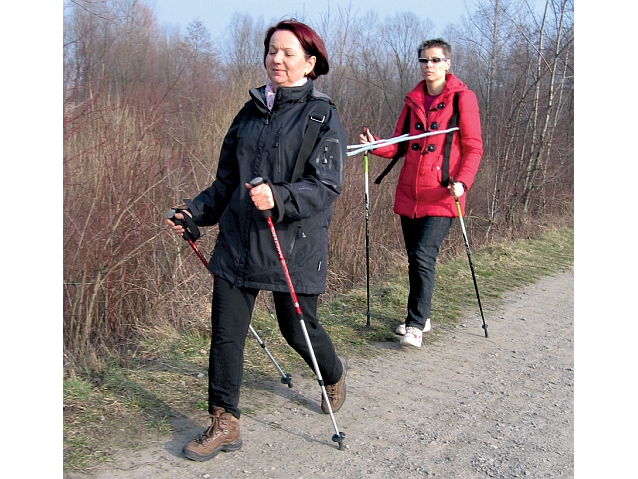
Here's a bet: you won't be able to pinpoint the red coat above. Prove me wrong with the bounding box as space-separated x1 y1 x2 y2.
372 74 483 218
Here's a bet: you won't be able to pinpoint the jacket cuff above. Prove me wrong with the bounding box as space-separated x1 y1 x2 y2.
184 199 204 223
270 184 285 223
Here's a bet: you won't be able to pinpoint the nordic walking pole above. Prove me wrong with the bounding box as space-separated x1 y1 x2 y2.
166 208 293 387
249 177 346 451
363 130 371 330
450 181 488 338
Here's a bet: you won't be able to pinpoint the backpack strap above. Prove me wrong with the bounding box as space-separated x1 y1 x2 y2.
291 101 331 182
441 91 461 187
374 110 411 184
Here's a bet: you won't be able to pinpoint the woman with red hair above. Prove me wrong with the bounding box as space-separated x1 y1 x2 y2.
168 20 348 461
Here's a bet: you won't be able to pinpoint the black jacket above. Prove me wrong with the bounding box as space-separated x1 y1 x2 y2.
188 79 348 294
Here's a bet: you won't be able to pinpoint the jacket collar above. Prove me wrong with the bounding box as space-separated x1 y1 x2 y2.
250 78 315 113
407 73 466 105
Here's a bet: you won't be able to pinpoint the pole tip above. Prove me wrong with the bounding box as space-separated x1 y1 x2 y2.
281 373 293 388
332 432 346 450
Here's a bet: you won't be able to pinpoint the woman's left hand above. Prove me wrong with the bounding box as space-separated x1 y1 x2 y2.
246 182 275 210
449 182 465 199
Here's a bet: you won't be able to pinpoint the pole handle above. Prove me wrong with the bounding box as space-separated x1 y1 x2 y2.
166 208 201 241
449 175 460 201
249 177 273 218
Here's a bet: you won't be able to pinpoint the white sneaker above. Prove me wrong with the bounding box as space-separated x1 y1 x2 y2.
400 327 423 348
396 318 431 336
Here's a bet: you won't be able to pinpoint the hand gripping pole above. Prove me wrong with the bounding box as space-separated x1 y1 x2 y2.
166 207 293 387
249 177 346 450
449 180 488 338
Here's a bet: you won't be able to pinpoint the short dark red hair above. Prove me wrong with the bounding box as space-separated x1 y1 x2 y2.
263 19 330 79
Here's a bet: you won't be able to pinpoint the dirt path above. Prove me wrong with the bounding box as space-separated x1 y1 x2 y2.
69 271 574 478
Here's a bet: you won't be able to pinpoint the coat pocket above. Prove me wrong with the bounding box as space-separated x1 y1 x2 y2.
315 138 343 188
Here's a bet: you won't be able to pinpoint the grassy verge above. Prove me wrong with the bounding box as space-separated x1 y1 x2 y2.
63 226 573 473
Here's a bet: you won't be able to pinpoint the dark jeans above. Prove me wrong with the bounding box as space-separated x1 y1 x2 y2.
208 275 342 419
400 215 454 330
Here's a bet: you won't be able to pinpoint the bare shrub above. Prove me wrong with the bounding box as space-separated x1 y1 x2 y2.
63 0 573 374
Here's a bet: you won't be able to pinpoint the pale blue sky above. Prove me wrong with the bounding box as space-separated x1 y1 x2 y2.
149 0 474 40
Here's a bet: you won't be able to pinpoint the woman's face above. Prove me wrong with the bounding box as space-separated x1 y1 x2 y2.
419 46 450 85
265 30 316 89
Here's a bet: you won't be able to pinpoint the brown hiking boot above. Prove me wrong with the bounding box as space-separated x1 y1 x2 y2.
321 357 347 414
183 407 242 462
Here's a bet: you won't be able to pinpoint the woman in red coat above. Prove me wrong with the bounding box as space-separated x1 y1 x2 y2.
360 38 483 348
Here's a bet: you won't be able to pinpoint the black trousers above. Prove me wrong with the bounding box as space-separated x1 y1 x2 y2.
401 215 454 329
207 275 343 419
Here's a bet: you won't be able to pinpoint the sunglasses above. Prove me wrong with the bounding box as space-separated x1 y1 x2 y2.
418 57 448 64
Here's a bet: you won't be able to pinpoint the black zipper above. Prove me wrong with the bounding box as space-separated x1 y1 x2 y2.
275 128 283 176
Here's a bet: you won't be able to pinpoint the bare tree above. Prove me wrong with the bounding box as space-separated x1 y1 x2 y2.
520 0 573 213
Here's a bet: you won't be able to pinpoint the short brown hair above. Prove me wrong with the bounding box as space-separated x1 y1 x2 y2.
418 38 452 59
263 19 330 79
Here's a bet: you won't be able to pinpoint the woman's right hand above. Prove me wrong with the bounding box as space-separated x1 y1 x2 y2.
359 127 374 144
166 209 192 237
